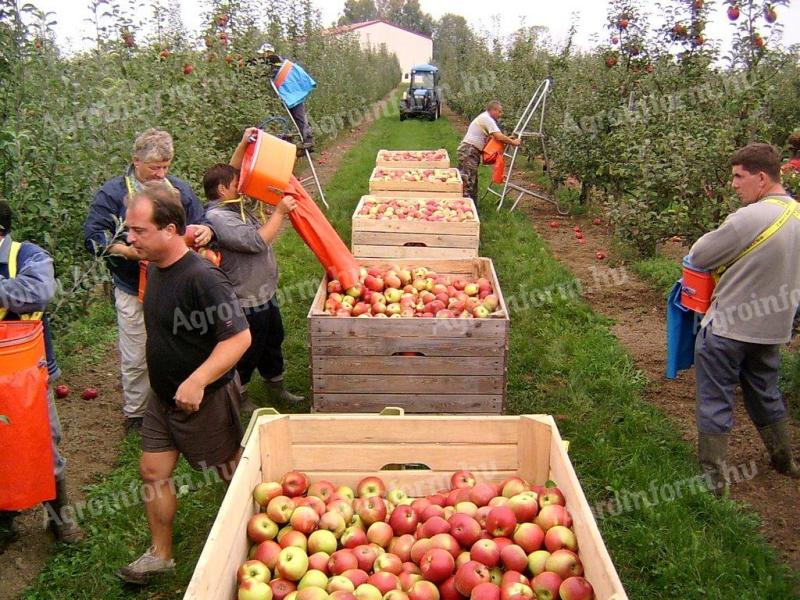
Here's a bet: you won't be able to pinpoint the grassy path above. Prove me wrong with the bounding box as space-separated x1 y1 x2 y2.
25 114 798 599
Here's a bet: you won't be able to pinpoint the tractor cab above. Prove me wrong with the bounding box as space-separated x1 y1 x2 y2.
400 64 441 121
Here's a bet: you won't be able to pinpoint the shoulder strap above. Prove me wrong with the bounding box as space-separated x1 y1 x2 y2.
2 241 43 321
716 197 798 277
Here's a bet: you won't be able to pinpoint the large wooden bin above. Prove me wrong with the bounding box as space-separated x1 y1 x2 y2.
375 149 451 169
308 258 508 413
351 195 480 260
369 167 463 198
184 412 628 600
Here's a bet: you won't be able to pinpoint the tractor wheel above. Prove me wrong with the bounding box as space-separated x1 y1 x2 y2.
400 113 406 121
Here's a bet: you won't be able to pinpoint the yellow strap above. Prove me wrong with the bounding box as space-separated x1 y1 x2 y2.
715 197 798 279
1 241 42 321
125 175 176 199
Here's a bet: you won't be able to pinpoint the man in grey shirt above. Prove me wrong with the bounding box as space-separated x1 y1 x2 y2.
201 130 303 404
689 142 800 495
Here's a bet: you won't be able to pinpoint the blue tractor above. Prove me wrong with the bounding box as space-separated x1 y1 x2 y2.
400 64 441 121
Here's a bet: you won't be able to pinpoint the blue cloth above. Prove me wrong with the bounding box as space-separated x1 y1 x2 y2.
83 172 208 296
666 280 700 379
274 60 316 109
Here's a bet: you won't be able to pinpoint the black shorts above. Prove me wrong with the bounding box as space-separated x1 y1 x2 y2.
141 377 243 470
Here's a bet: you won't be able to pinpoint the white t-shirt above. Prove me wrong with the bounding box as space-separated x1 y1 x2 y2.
462 111 500 150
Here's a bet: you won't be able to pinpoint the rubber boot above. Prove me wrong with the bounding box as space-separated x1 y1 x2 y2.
0 511 19 554
698 432 731 497
757 418 800 478
43 478 84 543
266 377 304 403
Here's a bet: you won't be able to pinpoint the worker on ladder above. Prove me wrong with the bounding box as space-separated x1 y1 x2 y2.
457 100 521 202
257 43 317 156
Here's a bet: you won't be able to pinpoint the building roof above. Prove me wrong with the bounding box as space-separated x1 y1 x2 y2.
321 19 432 41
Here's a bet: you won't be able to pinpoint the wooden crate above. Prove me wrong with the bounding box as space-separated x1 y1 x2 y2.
308 258 508 414
376 149 451 169
351 195 480 260
369 167 463 197
185 412 629 600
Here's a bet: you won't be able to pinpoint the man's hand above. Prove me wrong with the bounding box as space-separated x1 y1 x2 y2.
241 127 260 146
174 375 205 413
509 136 522 147
276 196 298 215
192 225 214 247
108 243 142 260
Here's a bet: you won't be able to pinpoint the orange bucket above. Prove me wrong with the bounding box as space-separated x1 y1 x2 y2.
0 320 56 510
238 130 296 206
681 256 715 313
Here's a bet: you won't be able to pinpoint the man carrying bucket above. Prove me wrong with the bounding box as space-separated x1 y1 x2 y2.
115 183 250 584
256 43 317 155
688 143 800 496
83 129 213 433
200 127 304 405
0 200 83 550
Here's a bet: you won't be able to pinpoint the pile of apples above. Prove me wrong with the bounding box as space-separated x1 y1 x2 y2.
356 198 475 223
372 168 461 185
378 150 448 163
237 471 595 600
324 267 500 319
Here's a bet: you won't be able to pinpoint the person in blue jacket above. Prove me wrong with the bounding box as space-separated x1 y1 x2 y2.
258 43 317 154
0 200 83 551
83 129 213 432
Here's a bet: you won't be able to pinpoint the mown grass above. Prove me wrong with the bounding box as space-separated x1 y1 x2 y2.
26 113 799 599
630 256 683 299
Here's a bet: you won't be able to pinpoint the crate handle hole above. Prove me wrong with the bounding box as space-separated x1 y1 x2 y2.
392 351 426 357
403 242 428 247
380 463 432 471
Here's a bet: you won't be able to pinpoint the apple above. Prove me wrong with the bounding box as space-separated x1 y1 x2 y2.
183 63 194 75
298 569 329 590
470 582 500 600
530 571 562 600
527 551 549 577
421 516 450 538
239 559 271 584
765 6 777 23
307 480 336 502
499 582 533 600
389 505 419 535
454 561 491 596
240 578 274 600
329 576 356 594
328 549 360 575
727 5 739 20
290 506 320 535
448 514 481 548
249 513 280 543
558 576 593 600
331 593 357 600
421 505 445 521
507 493 539 522
488 568 503 586
342 526 369 549
467 483 495 508
410 539 433 564
270 579 297 600
385 591 410 600
355 583 383 600
543 526 577 553
438 577 461 600
282 472 310 497
592 218 602 226
454 502 478 518
354 496 387 526
500 545 529 573
407 580 440 600
367 522 394 548
276 547 309 582
486 507 517 538
389 534 415 563
470 539 500 568
493 538 513 553
319 511 347 539
500 477 529 498
535 505 572 531
255 482 285 509
255 540 283 570
455 551 472 569
419 548 455 584
55 384 70 398
399 571 423 591
307 530 337 555
595 251 606 260
81 387 98 400
308 552 330 573
369 571 401 594
373 552 403 575
280 530 309 551
544 550 583 579
297 588 328 600
343 568 370 588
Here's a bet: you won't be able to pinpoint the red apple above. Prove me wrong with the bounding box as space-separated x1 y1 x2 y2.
238 559 271 584
420 548 455 583
308 551 331 573
183 63 194 75
410 538 434 564
331 592 358 600
290 506 320 535
421 516 451 538
448 514 482 548
486 507 517 538
543 526 577 553
248 513 280 543
535 505 572 531
355 497 387 527
558 576 593 600
499 545 528 573
470 582 500 600
468 483 496 508
727 5 740 20
280 530 308 551
454 561 491 596
369 571 402 595
327 549 358 575
254 482 285 509
389 534 415 563
270 578 297 600
430 533 461 559
254 540 283 570
507 492 539 522
531 571 562 600
55 384 70 398
374 552 404 575
343 569 370 588
450 471 476 489
390 505 419 536
342 526 369 549
421 504 446 521
357 476 387 498
80 387 98 400
281 471 309 497
239 578 273 600
527 551 549 577
470 539 500 568
544 550 583 579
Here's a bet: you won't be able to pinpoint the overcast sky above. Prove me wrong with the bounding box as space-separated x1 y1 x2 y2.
32 0 800 54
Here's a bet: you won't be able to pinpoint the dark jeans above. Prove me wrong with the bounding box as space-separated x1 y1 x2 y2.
237 298 285 385
694 322 787 434
457 142 482 201
289 103 313 146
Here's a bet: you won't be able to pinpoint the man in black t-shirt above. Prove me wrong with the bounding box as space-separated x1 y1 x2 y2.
114 183 251 585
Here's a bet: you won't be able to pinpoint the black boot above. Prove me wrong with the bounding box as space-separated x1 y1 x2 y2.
0 511 19 554
43 478 84 543
266 377 304 403
698 432 731 497
757 418 800 478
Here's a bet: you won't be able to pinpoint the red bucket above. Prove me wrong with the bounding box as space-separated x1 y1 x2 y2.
681 257 714 313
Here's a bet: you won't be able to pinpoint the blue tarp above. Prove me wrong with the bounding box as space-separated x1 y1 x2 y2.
666 280 701 379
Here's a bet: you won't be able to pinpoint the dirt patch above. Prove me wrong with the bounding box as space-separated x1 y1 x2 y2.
444 107 800 572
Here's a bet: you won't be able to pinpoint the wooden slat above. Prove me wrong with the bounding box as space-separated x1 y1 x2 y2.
312 393 503 414
547 419 629 600
302 470 518 497
260 417 293 481
313 374 505 395
310 335 506 356
352 231 479 248
309 316 508 338
517 416 552 485
352 245 478 260
291 442 518 472
369 167 463 194
375 149 451 169
286 415 520 443
312 355 503 376
371 189 463 199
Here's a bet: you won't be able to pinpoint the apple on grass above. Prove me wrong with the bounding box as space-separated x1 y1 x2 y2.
276 546 309 582
239 578 274 600
238 559 271 584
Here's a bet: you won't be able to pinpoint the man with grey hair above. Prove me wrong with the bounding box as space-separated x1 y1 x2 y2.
458 100 521 202
83 128 213 433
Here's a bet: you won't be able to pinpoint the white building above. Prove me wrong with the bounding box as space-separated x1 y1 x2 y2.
324 20 433 79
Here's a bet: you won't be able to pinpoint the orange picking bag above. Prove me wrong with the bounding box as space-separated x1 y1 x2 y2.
0 321 56 510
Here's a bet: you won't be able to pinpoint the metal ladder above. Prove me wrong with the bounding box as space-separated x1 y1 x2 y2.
269 79 329 209
483 77 566 215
